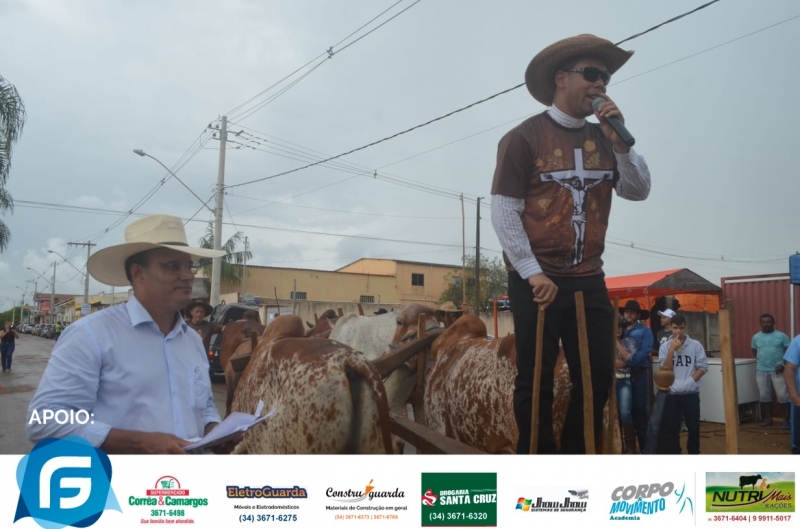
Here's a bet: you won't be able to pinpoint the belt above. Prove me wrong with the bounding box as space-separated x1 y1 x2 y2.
616 374 631 379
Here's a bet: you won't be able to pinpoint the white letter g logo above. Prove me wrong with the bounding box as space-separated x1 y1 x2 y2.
39 456 92 509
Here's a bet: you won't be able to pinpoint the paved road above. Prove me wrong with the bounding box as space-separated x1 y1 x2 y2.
0 334 228 455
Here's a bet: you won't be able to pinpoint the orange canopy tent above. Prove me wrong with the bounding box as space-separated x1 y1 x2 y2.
605 268 721 313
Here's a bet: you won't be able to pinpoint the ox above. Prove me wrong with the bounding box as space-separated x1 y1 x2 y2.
421 315 620 454
304 309 339 338
231 315 393 454
221 319 266 415
329 304 439 413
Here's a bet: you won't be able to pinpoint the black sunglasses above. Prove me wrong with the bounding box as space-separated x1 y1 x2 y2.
561 66 611 85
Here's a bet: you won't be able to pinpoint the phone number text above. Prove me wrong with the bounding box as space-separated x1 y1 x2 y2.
239 514 298 523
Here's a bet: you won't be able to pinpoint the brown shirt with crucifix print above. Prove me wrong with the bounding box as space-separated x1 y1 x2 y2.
491 111 619 277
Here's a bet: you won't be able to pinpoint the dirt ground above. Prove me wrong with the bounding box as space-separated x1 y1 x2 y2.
678 420 791 455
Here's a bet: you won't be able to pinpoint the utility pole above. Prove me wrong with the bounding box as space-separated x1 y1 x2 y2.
50 262 57 324
68 241 96 311
475 197 482 317
461 193 466 306
241 236 248 296
291 279 297 315
211 116 228 307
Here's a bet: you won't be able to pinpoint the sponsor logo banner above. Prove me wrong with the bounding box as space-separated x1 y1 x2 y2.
606 479 694 522
14 436 120 529
515 487 589 514
706 473 795 512
324 479 408 524
128 475 209 524
421 472 497 527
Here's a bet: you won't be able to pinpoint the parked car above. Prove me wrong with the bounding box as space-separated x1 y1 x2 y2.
33 323 45 336
42 324 56 339
206 302 262 377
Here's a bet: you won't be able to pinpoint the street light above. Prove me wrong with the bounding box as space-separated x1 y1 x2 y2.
47 249 90 318
133 149 214 214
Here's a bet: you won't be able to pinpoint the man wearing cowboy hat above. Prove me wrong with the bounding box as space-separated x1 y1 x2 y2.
620 300 654 453
490 35 651 454
185 298 222 354
435 301 465 329
27 215 227 454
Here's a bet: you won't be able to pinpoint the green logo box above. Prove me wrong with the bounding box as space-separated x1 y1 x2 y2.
421 473 497 527
706 473 795 513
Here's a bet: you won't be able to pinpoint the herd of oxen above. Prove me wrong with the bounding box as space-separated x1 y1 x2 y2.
218 305 621 455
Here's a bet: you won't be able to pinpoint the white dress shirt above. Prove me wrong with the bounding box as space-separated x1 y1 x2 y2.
27 294 221 448
491 105 651 279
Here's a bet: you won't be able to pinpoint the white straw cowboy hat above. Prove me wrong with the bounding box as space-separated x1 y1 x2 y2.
87 214 226 286
525 34 634 105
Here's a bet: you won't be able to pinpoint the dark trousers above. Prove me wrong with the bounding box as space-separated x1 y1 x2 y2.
508 271 614 454
630 366 652 451
1 343 15 370
659 392 701 454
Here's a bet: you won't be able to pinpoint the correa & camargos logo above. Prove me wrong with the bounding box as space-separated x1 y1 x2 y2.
706 473 794 512
326 480 405 503
227 485 308 499
129 476 209 508
14 436 121 528
608 481 693 521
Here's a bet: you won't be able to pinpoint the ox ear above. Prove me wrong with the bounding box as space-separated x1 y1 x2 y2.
306 321 314 328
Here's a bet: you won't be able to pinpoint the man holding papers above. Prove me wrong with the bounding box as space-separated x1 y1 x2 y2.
27 215 229 454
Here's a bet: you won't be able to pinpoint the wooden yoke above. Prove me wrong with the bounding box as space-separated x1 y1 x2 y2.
575 291 596 455
371 332 441 378
413 313 428 425
529 311 545 454
357 303 364 316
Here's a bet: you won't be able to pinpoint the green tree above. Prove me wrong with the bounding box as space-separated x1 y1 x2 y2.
195 221 252 287
0 75 26 252
439 254 507 313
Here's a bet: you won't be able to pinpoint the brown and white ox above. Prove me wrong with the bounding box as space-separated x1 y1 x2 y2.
328 304 440 413
230 315 394 454
304 309 339 338
422 315 620 454
221 319 267 415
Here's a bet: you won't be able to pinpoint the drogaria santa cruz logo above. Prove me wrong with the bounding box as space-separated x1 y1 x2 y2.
421 473 497 527
706 473 794 512
14 436 120 528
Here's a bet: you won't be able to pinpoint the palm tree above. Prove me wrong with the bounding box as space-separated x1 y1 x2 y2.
0 75 26 252
195 221 252 286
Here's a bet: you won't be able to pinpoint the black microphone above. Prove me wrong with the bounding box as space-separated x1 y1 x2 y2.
592 97 635 147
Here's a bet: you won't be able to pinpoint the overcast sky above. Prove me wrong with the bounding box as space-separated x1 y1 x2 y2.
1 0 798 311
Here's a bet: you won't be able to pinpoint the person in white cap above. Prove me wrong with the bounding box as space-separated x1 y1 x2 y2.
491 34 651 454
656 308 677 351
27 215 227 453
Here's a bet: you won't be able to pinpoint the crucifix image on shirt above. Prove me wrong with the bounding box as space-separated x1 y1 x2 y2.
540 148 613 266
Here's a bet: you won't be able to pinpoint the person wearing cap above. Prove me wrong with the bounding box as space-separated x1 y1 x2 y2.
435 301 465 329
27 215 227 454
620 300 653 453
184 299 222 354
491 34 651 454
751 314 791 429
655 308 677 351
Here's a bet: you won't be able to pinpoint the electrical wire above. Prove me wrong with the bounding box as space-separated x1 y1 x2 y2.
226 0 421 122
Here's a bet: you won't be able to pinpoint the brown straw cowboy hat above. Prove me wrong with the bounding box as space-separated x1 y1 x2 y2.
87 214 226 287
184 299 213 318
525 34 634 105
435 301 464 315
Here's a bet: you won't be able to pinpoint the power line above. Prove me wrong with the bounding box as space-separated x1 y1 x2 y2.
224 1 722 191
226 0 422 122
615 0 720 46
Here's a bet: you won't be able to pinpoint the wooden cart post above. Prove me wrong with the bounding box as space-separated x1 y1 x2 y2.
413 313 428 426
575 291 596 454
529 312 545 454
719 308 740 454
603 297 621 454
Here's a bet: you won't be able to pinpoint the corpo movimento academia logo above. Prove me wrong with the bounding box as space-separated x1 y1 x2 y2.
15 436 121 528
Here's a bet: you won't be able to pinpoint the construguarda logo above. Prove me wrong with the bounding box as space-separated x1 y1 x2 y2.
14 436 121 528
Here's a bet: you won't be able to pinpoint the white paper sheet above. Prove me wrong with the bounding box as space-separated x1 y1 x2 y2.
184 402 277 452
